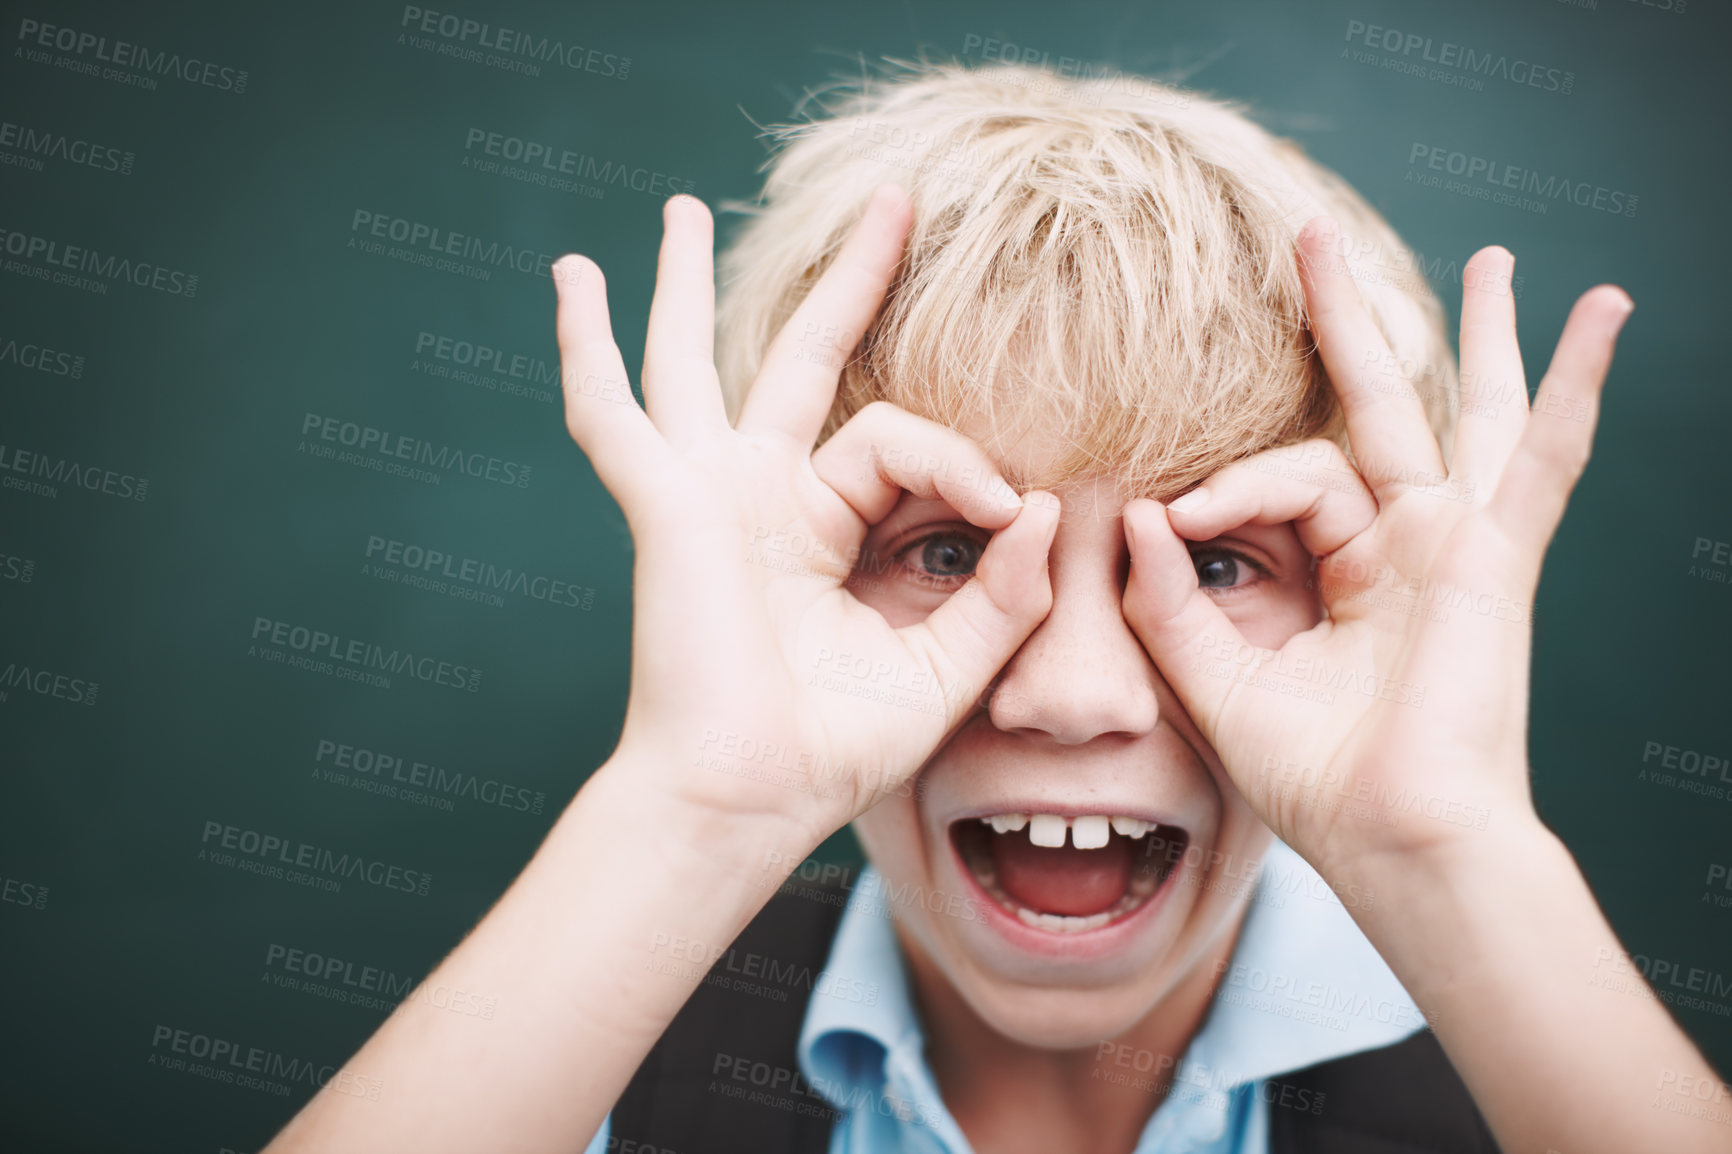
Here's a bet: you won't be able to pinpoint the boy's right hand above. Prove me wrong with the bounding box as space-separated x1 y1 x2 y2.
553 185 1061 853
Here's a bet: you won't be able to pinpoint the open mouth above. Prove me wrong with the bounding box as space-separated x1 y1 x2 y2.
951 814 1190 935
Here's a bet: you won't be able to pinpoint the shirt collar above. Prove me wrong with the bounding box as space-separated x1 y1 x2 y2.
798 840 1426 1115
1180 839 1428 1088
797 867 924 1098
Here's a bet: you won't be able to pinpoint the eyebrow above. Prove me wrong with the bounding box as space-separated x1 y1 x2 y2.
997 459 1034 491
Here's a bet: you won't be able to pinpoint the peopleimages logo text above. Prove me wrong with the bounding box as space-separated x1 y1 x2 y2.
0 660 98 705
398 7 629 78
0 335 84 377
149 1025 381 1099
0 120 133 173
200 820 433 896
250 617 482 692
365 536 593 610
462 129 693 196
16 18 249 92
1343 19 1573 93
0 227 197 296
1407 144 1637 218
350 211 559 278
300 412 531 488
0 442 148 500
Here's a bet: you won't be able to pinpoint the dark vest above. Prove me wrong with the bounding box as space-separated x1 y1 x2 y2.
613 878 1501 1153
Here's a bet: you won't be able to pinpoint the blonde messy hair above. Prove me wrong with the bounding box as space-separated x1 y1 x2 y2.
716 60 1458 497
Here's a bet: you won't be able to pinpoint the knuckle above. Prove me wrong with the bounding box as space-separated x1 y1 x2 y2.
1307 436 1349 464
858 399 902 423
1555 441 1591 477
1528 433 1589 480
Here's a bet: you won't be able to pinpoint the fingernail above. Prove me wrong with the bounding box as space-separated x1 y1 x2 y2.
869 183 903 213
1168 487 1210 514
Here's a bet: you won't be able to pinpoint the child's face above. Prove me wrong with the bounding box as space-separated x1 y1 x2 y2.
848 417 1326 1047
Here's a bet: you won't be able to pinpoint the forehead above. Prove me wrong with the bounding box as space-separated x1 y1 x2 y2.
952 407 1152 510
953 407 1081 490
943 408 1303 558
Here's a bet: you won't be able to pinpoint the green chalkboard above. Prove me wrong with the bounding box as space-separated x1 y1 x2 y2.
1 1 1726 1150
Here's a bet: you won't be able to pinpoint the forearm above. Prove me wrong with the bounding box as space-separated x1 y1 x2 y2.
263 751 817 1154
1343 809 1731 1154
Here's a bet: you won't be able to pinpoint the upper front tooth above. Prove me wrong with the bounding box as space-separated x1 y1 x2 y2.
1028 814 1068 847
989 813 1029 834
1071 815 1110 849
1110 816 1151 839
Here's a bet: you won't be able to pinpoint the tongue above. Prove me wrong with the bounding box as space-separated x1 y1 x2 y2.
991 832 1131 917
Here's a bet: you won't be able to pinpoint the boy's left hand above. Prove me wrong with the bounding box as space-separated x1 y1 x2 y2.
1120 216 1633 884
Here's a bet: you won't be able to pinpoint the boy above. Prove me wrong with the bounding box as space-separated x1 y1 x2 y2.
264 62 1729 1154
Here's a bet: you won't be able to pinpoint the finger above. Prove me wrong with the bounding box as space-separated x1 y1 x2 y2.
897 491 1062 730
1298 217 1449 497
1486 285 1632 559
642 195 729 443
553 255 674 514
810 401 1025 529
1164 439 1377 560
735 183 914 447
1450 246 1528 492
1119 498 1252 747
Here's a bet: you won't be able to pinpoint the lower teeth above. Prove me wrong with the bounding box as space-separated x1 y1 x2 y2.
975 872 1152 934
1013 904 1119 933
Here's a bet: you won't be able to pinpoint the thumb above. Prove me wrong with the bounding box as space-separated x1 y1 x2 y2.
1120 498 1250 748
898 492 1061 729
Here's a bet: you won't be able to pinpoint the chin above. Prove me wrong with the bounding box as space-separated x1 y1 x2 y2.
930 962 1189 1050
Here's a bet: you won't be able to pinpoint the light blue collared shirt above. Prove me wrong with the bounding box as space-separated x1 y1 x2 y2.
586 840 1425 1153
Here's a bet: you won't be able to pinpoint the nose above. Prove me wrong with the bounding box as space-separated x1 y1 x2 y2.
987 509 1164 745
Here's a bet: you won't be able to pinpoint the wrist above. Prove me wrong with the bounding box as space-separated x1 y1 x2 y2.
1331 802 1582 1020
575 745 829 888
495 751 831 1050
1340 804 1558 898
1315 762 1551 901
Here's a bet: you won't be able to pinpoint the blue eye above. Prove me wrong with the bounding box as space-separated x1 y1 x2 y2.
1193 549 1262 590
900 532 983 585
